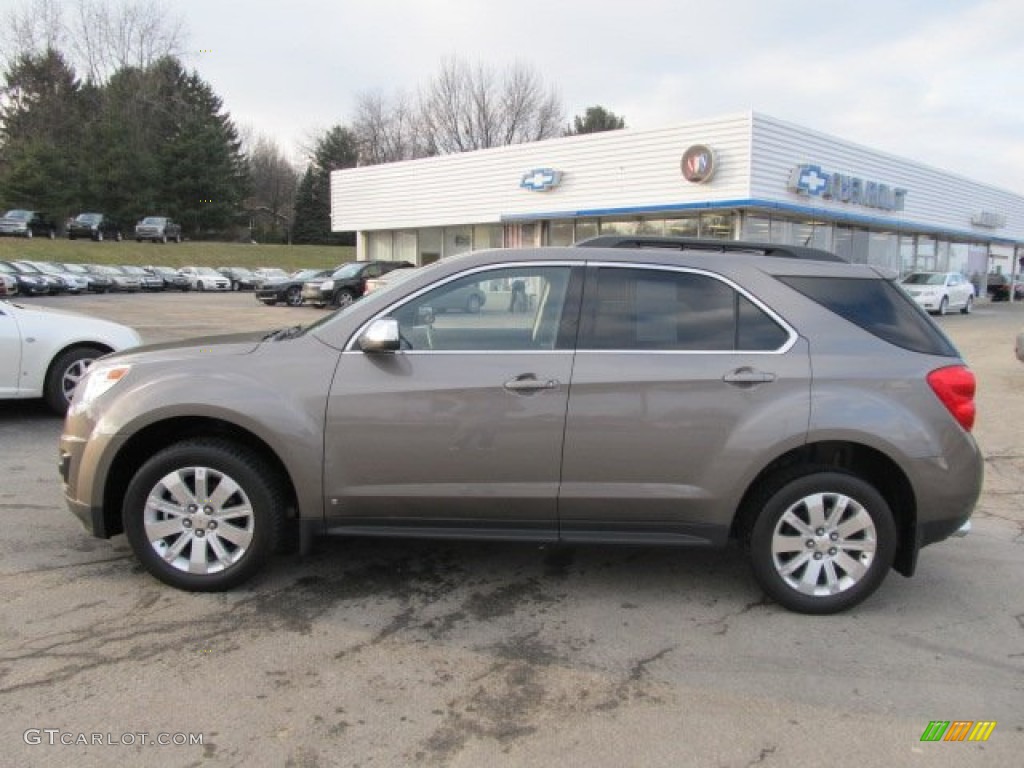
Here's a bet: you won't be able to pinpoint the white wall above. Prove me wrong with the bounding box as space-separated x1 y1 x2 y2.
332 114 754 231
333 111 1024 245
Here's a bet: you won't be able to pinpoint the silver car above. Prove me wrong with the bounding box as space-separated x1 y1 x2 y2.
60 239 983 613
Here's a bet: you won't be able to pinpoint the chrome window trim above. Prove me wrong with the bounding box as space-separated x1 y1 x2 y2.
344 259 797 355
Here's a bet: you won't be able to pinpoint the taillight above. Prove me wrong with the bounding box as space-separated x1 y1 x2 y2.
927 366 976 432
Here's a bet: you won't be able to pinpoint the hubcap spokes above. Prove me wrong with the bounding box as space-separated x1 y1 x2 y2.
144 466 254 575
771 492 876 596
62 358 95 402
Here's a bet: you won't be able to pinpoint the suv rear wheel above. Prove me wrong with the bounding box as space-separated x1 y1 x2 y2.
748 469 896 614
123 439 284 591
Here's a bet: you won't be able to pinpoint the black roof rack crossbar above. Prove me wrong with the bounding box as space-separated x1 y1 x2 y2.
573 235 847 262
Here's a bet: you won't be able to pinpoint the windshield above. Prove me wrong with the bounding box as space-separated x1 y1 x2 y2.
3 210 30 220
141 217 165 225
94 265 122 274
60 264 88 273
331 263 363 279
75 213 101 224
122 266 145 274
197 267 220 276
903 273 946 286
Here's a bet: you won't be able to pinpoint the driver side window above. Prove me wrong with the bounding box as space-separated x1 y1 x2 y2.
392 266 572 351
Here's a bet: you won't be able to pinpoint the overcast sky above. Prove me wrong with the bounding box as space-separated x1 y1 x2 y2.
171 0 1022 193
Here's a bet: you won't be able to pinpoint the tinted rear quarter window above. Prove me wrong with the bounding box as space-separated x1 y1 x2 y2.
778 276 958 356
583 267 789 351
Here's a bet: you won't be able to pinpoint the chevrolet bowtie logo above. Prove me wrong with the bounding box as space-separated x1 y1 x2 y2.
520 168 562 191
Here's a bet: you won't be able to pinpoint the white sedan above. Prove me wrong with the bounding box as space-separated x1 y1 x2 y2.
178 266 230 291
900 272 975 315
0 300 141 414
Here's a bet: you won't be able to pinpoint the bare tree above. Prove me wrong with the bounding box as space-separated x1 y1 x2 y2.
352 89 432 164
70 0 185 82
2 0 186 82
1 0 68 64
420 57 563 154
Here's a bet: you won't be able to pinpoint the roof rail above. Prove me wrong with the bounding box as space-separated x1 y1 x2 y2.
574 235 847 263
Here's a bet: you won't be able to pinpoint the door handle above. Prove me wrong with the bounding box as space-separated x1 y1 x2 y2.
722 367 776 387
504 375 559 393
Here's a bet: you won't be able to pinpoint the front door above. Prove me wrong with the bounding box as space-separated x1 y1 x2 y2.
323 264 579 535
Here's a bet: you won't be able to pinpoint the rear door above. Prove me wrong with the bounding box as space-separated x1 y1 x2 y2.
559 264 811 545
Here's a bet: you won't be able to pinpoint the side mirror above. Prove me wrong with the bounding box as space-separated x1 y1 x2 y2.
358 317 400 352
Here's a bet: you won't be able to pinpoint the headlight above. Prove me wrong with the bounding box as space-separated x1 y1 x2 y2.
321 280 334 291
76 364 131 407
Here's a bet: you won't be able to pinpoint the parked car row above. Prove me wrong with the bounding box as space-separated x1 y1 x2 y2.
0 260 196 295
0 209 183 242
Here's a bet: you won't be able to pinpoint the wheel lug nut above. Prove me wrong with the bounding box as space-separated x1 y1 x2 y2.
815 528 825 536
805 540 815 548
208 521 217 530
204 506 213 514
830 532 839 541
813 552 823 560
195 530 205 538
828 548 837 556
188 504 198 513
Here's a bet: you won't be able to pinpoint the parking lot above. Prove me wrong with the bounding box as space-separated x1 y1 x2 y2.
1 291 1021 767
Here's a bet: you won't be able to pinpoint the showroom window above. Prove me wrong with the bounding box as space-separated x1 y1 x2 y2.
665 217 699 237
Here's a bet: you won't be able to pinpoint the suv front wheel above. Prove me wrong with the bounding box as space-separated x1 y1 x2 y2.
748 469 896 614
123 439 284 591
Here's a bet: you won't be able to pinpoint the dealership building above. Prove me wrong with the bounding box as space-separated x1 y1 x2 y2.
331 112 1024 281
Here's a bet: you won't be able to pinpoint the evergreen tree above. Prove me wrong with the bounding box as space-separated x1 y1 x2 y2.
292 125 359 244
0 48 88 215
565 105 626 135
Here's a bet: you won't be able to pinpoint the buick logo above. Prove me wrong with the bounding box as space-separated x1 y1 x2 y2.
681 145 716 183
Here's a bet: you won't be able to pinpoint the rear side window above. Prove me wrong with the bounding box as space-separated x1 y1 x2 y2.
778 276 958 357
581 267 790 351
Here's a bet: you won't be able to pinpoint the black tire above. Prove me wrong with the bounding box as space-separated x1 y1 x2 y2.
232 281 240 291
68 234 76 240
136 238 143 243
748 469 896 614
285 285 303 306
44 345 104 415
197 280 205 292
937 296 948 316
122 439 284 591
332 289 355 309
260 299 276 306
960 295 972 315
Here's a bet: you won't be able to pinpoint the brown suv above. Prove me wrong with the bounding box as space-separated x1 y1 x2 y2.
60 241 982 613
